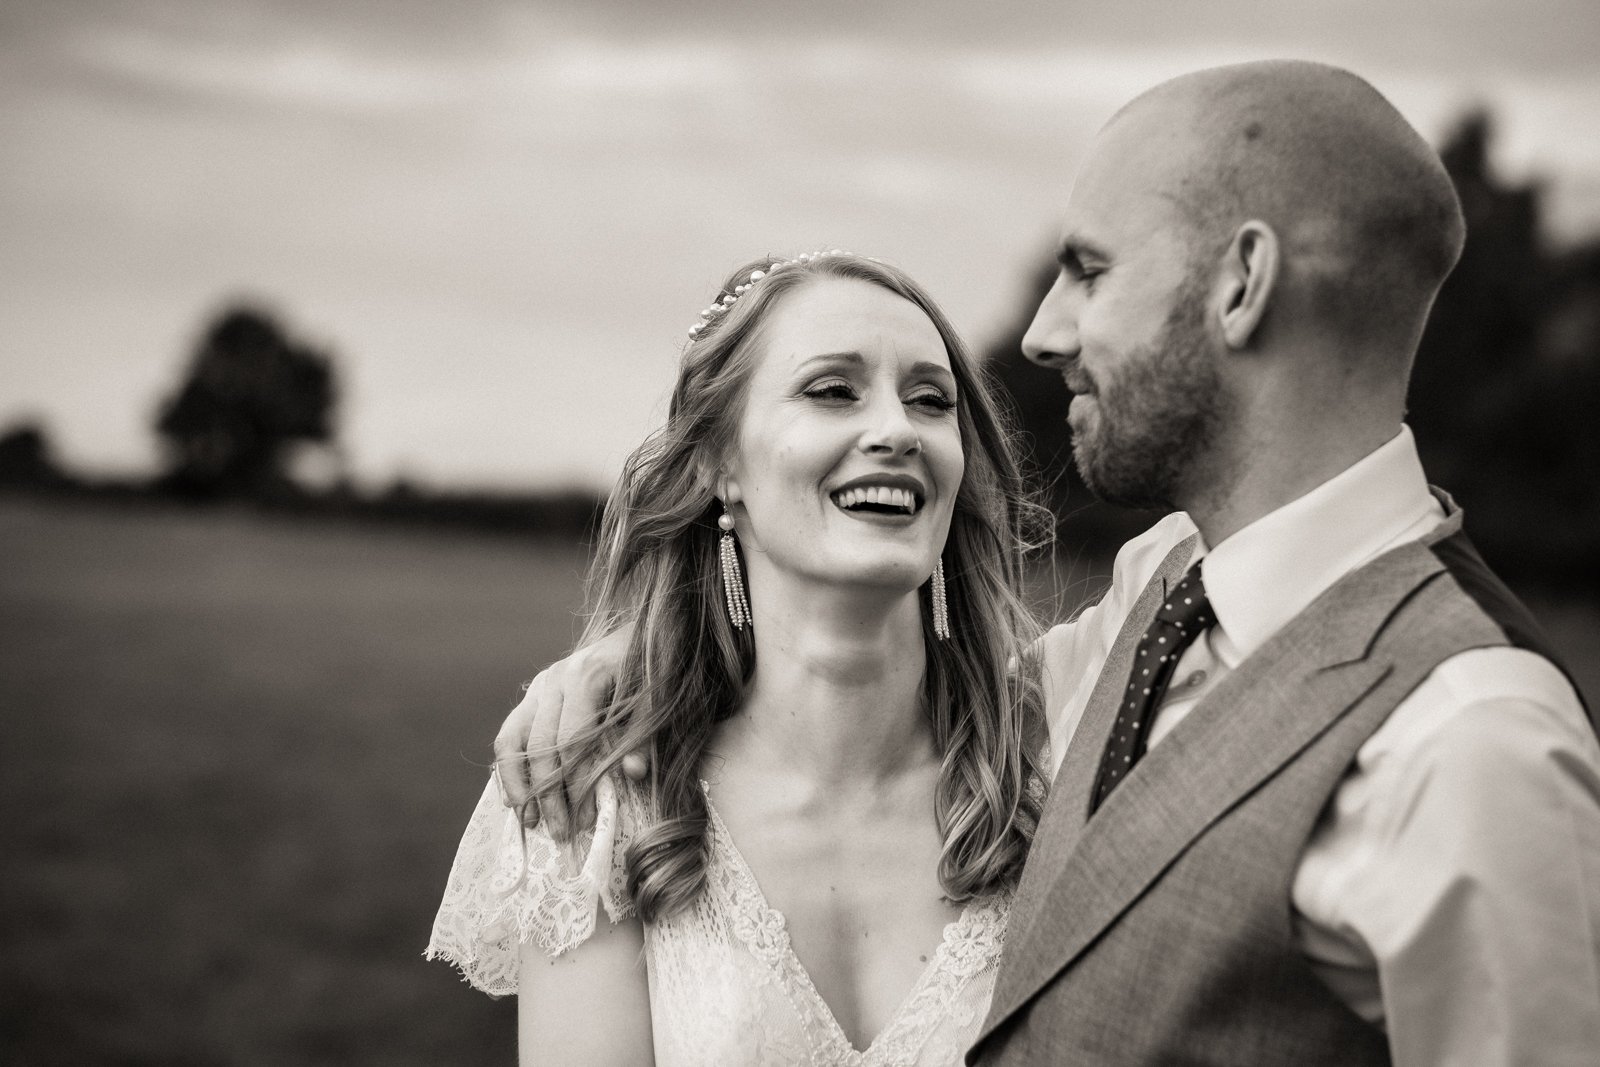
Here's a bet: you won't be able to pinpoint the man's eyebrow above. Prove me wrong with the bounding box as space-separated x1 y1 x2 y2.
1056 234 1110 267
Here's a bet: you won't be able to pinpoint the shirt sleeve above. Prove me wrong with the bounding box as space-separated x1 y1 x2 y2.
424 772 641 997
1294 647 1600 1066
1038 512 1199 773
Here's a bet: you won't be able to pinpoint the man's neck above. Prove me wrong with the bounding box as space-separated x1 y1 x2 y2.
1184 419 1404 549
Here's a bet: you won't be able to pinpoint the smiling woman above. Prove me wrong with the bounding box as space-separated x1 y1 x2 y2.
426 250 1050 1065
726 274 965 599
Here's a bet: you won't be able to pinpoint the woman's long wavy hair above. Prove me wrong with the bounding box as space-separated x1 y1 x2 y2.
563 252 1050 922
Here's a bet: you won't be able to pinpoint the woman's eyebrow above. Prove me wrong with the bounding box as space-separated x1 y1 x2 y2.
793 351 865 374
793 352 955 388
909 361 957 387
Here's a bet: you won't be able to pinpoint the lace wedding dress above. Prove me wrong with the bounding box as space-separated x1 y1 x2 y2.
427 774 1011 1066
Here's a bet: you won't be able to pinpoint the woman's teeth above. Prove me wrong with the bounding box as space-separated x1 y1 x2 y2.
832 486 919 513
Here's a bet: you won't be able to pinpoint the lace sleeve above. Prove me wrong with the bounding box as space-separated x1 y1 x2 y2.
424 772 639 996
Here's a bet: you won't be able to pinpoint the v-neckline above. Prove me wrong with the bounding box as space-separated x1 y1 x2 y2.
699 782 1006 1060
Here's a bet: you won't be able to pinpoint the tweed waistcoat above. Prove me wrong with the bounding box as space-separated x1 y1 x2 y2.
969 508 1580 1066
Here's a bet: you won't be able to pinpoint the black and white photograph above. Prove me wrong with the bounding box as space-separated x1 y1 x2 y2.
3 1 1598 1064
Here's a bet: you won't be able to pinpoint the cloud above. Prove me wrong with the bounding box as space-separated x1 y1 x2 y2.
10 2 1600 487
532 37 746 95
63 25 457 112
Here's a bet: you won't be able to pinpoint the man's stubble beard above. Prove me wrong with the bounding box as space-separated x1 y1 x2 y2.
1070 278 1227 512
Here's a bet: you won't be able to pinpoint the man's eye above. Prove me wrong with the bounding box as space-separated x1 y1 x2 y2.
1062 253 1105 288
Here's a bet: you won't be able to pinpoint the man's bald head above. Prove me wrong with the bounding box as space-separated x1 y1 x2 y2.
1103 60 1465 355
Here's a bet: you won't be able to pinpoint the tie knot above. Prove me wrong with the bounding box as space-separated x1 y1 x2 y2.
1155 562 1212 634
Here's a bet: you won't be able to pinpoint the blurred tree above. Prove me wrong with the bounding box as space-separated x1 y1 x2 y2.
155 306 338 499
1410 109 1547 488
1412 109 1600 588
0 420 68 488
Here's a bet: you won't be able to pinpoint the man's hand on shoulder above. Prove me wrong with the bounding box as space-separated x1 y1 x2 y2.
492 623 646 841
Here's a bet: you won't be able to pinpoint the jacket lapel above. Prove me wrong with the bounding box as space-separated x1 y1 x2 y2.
983 539 1447 1040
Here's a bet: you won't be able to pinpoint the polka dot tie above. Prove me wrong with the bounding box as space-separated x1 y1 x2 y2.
1090 562 1213 813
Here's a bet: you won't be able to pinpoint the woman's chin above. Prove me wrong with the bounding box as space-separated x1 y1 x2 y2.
825 555 936 594
763 542 941 599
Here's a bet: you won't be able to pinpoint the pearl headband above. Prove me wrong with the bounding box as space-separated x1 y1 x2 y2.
686 249 850 339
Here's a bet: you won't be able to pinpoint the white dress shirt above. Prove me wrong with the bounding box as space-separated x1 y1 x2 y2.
1038 426 1600 1066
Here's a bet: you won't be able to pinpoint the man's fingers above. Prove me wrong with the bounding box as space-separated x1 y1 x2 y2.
579 661 618 722
527 665 571 842
494 628 634 839
492 678 541 809
493 736 532 808
556 655 619 835
496 770 539 829
492 743 529 809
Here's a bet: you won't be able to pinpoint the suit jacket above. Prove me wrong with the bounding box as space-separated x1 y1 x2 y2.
969 507 1583 1065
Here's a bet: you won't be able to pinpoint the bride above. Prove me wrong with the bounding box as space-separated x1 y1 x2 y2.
428 250 1052 1065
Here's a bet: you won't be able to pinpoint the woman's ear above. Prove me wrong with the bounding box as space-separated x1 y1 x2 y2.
695 459 739 509
1217 220 1280 350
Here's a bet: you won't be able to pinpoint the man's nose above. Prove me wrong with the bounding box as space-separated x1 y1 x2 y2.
1022 273 1079 369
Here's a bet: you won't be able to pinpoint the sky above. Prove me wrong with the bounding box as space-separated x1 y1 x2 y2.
3 0 1598 491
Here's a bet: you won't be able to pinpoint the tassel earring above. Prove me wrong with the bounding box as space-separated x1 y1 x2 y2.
930 558 950 641
718 510 751 631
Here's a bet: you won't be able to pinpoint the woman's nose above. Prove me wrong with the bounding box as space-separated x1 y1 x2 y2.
859 396 921 456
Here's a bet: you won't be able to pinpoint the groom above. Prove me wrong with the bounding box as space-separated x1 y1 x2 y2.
959 61 1600 1064
493 61 1600 1064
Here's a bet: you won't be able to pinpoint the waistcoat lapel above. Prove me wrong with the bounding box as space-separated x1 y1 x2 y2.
1004 534 1197 944
985 536 1450 1038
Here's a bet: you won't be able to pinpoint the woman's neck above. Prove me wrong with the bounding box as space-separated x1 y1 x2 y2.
715 583 934 798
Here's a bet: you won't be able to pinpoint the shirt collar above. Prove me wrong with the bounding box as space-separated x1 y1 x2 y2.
1196 425 1443 666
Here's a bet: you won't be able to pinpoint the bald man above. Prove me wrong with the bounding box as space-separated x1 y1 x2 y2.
488 61 1600 1065
960 59 1600 1065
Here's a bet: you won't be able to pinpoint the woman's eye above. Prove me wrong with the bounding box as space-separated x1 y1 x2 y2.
908 391 956 412
803 382 857 402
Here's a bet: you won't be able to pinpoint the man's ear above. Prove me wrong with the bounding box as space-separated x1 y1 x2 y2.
1217 221 1280 349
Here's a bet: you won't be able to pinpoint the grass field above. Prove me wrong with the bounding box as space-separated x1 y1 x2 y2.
1 496 1595 1065
0 498 593 1065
